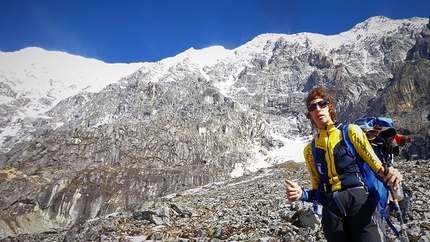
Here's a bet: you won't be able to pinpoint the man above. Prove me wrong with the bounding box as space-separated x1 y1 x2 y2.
285 86 403 242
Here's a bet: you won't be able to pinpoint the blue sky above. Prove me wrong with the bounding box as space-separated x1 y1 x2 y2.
0 0 428 63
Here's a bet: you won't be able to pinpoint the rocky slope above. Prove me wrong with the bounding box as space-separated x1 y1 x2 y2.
2 159 430 242
0 16 429 239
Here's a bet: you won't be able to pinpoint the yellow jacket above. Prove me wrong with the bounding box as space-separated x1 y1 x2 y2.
303 123 382 193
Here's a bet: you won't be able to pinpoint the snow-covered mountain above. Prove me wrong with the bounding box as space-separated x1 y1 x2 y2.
0 47 145 138
0 16 429 239
0 16 427 174
0 16 428 173
1 16 424 120
0 45 308 170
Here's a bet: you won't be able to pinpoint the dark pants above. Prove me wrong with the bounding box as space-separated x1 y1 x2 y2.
321 187 386 242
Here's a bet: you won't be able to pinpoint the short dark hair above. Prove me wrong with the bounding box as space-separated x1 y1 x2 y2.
305 86 337 125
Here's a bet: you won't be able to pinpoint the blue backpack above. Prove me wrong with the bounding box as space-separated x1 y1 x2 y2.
311 117 401 238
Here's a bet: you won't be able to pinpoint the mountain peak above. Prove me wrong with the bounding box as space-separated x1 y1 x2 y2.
350 16 427 36
160 45 232 68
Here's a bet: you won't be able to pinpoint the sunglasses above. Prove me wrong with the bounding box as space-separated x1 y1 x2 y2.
307 100 329 112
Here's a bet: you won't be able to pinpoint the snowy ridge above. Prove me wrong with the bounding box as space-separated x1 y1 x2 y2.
246 16 428 56
161 45 232 68
0 47 146 114
349 16 426 36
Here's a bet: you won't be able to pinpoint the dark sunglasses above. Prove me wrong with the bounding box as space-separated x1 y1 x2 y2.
307 100 329 112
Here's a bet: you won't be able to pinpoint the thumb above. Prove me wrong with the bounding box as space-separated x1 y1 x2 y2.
285 179 297 187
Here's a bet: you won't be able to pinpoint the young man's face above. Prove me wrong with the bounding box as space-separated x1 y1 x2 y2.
308 98 333 129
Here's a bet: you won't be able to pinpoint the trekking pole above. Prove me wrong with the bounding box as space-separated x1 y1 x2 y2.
389 189 409 242
385 159 409 242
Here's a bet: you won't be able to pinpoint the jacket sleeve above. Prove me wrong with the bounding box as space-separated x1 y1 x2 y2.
301 143 320 202
303 143 320 190
347 124 382 173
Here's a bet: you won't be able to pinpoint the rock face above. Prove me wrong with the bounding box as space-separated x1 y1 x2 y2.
0 16 429 239
366 21 430 160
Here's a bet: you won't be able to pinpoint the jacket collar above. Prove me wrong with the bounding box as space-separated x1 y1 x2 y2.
317 122 337 134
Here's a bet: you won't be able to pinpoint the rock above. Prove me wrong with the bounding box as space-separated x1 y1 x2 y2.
132 211 156 224
291 208 320 229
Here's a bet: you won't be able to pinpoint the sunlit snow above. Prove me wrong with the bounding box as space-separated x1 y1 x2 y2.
230 135 309 178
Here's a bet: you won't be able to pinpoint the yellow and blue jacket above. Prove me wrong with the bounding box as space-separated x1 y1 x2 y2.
301 122 383 201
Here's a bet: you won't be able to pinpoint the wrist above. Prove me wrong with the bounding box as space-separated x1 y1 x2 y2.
378 166 385 177
300 188 309 201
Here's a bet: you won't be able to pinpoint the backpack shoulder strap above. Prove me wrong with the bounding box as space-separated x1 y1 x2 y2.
341 124 356 157
311 138 323 175
311 137 323 218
